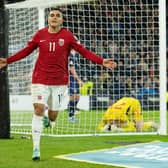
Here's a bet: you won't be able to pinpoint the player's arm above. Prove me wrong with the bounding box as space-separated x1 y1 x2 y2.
69 50 84 85
103 59 117 70
134 120 143 132
70 66 84 86
70 34 117 69
7 34 38 64
133 100 143 131
133 111 143 131
7 40 38 64
0 58 7 68
0 31 39 68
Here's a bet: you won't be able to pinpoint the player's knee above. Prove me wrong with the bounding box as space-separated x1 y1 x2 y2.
48 110 58 121
70 94 80 101
76 94 80 100
33 103 45 116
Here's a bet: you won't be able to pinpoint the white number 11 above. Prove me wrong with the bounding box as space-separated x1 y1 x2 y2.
49 42 56 52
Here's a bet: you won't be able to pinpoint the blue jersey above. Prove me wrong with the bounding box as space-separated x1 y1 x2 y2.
69 53 80 95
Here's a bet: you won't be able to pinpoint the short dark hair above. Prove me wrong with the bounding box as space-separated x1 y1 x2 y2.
49 8 63 14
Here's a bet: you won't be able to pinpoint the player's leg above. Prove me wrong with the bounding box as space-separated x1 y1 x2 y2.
32 103 44 160
46 85 68 126
68 94 80 122
44 109 59 128
142 121 158 131
68 82 80 122
31 84 49 161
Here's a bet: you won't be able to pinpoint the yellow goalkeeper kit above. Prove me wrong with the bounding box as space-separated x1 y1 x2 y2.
98 97 154 131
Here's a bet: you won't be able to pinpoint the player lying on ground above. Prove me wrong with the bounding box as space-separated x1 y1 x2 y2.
97 97 158 132
0 8 117 161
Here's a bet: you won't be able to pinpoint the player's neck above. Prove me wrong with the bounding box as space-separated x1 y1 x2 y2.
48 26 61 34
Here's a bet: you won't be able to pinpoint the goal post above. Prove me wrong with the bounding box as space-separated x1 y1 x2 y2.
159 0 167 135
0 1 10 138
6 0 167 136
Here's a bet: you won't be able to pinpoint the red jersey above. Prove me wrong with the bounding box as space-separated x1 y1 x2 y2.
7 28 103 85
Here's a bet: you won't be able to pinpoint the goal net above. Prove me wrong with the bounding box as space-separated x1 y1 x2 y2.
6 0 166 136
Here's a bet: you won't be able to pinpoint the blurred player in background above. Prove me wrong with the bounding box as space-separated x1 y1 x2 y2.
98 97 158 132
0 8 117 161
68 49 84 122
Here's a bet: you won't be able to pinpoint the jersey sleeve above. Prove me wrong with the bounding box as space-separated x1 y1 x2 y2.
7 31 39 64
69 32 103 65
132 100 143 121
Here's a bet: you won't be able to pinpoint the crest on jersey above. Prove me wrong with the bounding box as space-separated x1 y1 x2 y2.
58 38 64 46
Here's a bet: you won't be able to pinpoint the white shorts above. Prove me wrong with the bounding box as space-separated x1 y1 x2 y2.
31 84 68 111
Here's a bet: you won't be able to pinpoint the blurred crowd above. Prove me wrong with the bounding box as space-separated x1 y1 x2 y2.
8 0 160 108
63 0 159 106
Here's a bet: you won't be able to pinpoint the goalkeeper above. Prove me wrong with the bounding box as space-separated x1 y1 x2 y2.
97 97 158 132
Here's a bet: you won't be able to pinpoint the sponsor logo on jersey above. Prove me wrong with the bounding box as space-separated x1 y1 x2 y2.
40 40 46 42
58 39 64 46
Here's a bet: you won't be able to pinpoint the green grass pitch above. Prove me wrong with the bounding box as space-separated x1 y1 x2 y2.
0 110 167 168
0 135 168 168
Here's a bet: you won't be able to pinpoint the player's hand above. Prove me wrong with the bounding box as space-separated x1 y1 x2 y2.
77 79 84 86
103 59 117 70
0 58 7 69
